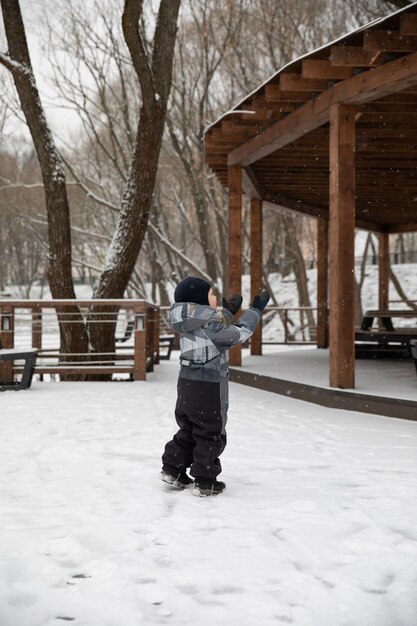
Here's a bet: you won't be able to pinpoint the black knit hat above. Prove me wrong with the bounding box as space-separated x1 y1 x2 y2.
174 276 211 305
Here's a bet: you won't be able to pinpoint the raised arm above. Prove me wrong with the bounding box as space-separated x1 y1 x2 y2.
205 307 261 348
205 290 270 348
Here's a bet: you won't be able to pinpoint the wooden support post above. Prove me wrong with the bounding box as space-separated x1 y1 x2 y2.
32 306 43 381
228 165 243 366
32 307 42 350
317 218 329 348
0 304 14 382
250 198 263 355
284 310 289 344
379 233 390 312
145 306 154 373
153 306 160 365
134 330 147 381
329 103 356 389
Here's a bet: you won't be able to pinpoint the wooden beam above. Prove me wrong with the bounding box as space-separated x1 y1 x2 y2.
228 50 417 167
329 103 356 389
279 73 329 92
364 31 417 54
242 167 262 200
355 217 382 232
250 199 263 356
400 13 417 35
259 187 381 231
378 233 390 313
250 97 295 113
384 223 417 233
210 129 252 143
262 189 328 219
359 101 417 113
316 218 329 349
329 45 382 67
228 165 242 366
302 59 353 80
264 85 311 102
221 121 259 136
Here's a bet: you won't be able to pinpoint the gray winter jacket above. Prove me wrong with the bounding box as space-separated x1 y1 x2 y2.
169 301 260 380
169 302 261 422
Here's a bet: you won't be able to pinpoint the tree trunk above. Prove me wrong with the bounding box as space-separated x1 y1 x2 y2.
89 0 181 360
0 0 89 377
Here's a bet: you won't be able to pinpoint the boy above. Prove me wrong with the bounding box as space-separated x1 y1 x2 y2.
161 276 270 496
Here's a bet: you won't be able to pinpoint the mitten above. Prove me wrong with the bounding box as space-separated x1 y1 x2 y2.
222 293 243 316
251 290 270 311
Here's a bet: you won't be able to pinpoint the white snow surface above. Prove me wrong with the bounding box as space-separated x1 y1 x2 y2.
1 359 417 626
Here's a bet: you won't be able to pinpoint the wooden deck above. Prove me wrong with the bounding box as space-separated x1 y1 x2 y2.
230 347 417 421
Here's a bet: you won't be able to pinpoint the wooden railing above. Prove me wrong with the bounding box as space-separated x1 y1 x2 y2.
160 304 318 346
0 299 159 382
260 306 318 345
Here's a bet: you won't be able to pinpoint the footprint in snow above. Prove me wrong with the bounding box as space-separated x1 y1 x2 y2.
213 585 244 595
136 577 157 585
275 616 293 624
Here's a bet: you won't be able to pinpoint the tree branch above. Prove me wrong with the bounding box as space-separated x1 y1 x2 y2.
148 221 212 282
0 51 30 77
152 0 181 101
122 0 155 109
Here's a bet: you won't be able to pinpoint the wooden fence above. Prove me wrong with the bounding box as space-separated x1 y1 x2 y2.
0 299 159 383
260 306 317 344
160 304 318 346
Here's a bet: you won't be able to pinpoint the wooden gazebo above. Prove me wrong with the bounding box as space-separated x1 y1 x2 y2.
204 3 417 389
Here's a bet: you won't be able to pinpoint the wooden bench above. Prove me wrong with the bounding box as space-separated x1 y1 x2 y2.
355 328 417 359
0 347 38 391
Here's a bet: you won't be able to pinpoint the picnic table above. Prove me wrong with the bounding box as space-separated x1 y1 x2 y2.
361 309 417 331
356 309 417 358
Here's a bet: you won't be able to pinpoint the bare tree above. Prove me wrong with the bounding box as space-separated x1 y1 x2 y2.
83 0 181 358
0 0 89 367
0 0 181 375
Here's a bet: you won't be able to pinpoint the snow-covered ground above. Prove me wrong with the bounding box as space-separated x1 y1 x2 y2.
1 359 417 626
240 345 417 401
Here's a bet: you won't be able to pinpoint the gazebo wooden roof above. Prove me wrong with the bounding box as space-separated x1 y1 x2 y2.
204 3 417 389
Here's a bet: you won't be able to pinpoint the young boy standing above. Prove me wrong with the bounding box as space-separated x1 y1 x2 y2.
161 276 270 496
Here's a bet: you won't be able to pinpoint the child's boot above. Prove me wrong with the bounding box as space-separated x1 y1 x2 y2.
161 467 193 489
193 478 226 497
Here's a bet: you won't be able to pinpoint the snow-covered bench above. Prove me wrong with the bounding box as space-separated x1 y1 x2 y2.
0 347 38 391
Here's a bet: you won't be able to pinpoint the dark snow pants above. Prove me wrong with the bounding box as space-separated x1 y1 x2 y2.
162 377 226 480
